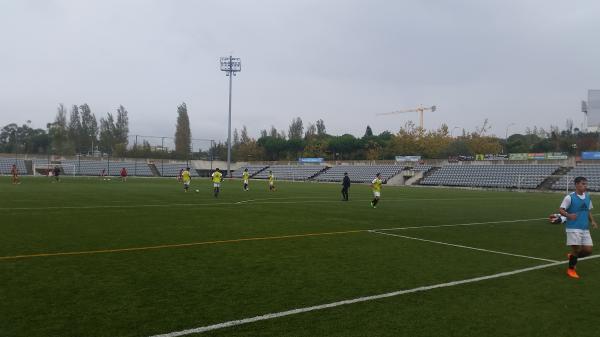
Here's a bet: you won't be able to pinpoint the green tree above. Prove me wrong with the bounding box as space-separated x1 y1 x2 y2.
79 103 98 154
114 105 129 145
174 102 191 159
316 119 326 136
288 117 304 140
99 113 116 154
305 123 317 140
48 104 70 154
68 105 82 153
328 134 360 159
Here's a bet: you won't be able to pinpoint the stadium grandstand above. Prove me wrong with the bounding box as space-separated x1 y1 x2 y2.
552 164 600 191
420 164 560 189
8 157 600 192
411 164 433 172
0 158 27 175
314 164 406 183
156 162 199 177
53 160 153 177
231 165 268 178
252 165 327 181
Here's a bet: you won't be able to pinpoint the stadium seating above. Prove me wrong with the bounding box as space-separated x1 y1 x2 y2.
411 165 433 173
552 165 600 191
156 162 199 177
232 165 268 178
420 164 559 189
0 158 27 175
56 160 154 176
314 165 406 183
253 165 326 181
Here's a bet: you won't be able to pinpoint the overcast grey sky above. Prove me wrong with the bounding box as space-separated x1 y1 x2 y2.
1 0 599 142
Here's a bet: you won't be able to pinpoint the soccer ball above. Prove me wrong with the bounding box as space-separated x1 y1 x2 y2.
195 189 200 193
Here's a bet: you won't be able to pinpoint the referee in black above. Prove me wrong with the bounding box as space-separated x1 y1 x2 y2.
341 172 351 201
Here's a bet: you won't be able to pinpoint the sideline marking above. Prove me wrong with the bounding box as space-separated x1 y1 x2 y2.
369 230 558 262
0 217 546 261
148 255 600 337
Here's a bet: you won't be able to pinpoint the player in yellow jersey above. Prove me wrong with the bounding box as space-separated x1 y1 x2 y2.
370 173 382 208
268 170 276 191
242 168 250 191
182 167 192 192
212 168 223 197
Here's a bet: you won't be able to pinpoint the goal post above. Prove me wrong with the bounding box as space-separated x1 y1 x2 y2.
32 163 77 177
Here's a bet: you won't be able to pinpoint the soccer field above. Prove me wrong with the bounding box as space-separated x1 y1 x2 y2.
2 177 600 337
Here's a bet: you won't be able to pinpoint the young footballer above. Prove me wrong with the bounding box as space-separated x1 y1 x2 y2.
53 166 61 182
341 172 350 201
212 168 223 197
242 168 250 191
268 170 275 192
120 167 128 182
370 173 382 208
559 176 598 279
11 164 20 184
182 167 191 192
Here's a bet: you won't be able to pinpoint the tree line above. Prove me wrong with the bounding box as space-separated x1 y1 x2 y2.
0 102 193 159
210 118 591 162
0 104 596 161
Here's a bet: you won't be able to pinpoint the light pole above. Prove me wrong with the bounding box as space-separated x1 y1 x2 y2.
220 55 241 177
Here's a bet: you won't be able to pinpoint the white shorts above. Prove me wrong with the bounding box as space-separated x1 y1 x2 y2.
184 181 190 187
373 191 381 198
566 230 593 246
214 183 221 188
269 181 274 186
244 180 249 184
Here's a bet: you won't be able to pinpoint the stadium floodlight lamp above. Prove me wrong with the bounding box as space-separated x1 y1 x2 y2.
220 55 241 177
220 57 241 74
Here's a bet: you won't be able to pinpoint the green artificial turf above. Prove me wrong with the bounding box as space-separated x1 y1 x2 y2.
0 176 598 337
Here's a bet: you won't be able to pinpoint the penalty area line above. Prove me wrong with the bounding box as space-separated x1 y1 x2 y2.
147 255 600 337
369 230 558 263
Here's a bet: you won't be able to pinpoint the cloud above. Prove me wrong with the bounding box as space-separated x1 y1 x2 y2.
1 0 599 140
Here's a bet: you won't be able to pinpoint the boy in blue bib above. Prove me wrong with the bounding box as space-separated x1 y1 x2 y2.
559 176 598 279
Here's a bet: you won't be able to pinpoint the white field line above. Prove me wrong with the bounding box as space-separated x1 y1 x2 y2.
369 230 558 263
0 196 516 211
0 216 554 261
148 255 600 337
372 217 549 232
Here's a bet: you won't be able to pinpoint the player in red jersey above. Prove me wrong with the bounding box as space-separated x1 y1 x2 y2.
11 164 20 184
120 167 128 182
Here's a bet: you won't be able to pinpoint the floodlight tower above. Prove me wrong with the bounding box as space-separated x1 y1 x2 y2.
220 55 241 177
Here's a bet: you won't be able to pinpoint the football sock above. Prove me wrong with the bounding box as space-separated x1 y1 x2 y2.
569 254 578 269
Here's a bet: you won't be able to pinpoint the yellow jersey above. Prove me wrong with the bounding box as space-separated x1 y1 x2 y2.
242 172 250 180
372 178 382 192
182 170 191 183
212 171 223 183
268 174 275 183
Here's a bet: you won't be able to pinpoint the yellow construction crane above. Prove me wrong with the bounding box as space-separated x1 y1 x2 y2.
376 105 437 129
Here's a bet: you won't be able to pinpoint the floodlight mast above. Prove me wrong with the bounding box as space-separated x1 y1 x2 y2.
220 56 241 177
